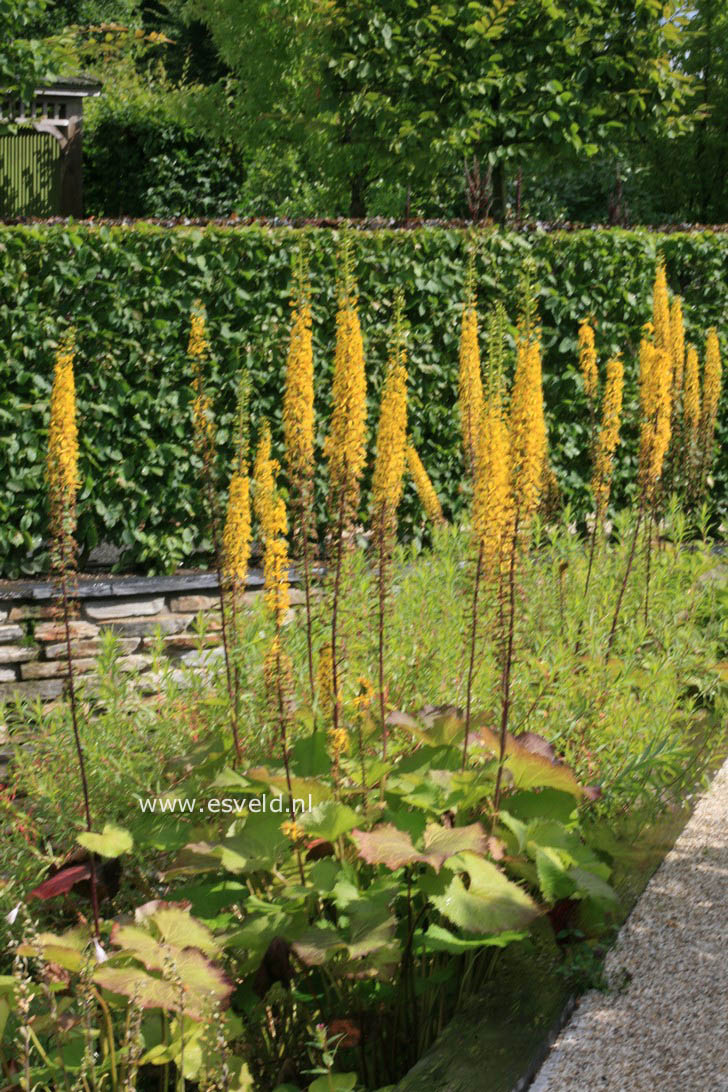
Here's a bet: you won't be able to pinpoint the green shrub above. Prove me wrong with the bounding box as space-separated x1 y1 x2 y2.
84 100 245 219
0 224 726 577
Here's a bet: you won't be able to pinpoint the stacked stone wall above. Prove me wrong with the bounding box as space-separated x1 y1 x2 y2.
0 571 274 703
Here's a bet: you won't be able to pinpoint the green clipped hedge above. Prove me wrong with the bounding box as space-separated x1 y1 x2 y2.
1 224 726 577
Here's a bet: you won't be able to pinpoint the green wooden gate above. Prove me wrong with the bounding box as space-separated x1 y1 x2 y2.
0 128 62 218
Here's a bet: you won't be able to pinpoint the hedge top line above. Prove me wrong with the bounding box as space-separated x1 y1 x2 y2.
2 216 728 235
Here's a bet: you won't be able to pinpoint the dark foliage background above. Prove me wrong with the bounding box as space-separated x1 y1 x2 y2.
1 223 725 577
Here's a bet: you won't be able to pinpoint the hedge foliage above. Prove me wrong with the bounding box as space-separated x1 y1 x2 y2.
1 224 726 577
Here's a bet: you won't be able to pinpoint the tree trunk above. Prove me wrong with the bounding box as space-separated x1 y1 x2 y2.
349 173 367 218
492 161 508 223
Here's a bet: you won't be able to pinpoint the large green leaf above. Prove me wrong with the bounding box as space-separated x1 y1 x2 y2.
535 847 576 903
480 728 584 797
290 732 331 777
299 801 358 842
95 950 232 1017
17 935 85 972
244 769 332 806
413 923 527 954
93 966 179 1012
422 821 488 869
308 1076 357 1092
432 851 540 934
292 926 345 966
77 823 133 858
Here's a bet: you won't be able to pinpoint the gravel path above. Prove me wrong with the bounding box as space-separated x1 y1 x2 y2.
530 756 728 1092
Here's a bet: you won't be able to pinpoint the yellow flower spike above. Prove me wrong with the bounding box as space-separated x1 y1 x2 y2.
371 346 408 537
329 723 349 762
578 319 598 405
683 345 701 442
353 675 375 711
263 499 290 627
670 296 685 401
510 330 547 523
263 632 294 707
406 444 445 525
317 644 335 722
222 472 252 587
48 332 80 514
458 299 484 474
253 422 277 541
254 424 291 630
187 304 216 459
187 303 208 361
283 288 314 484
283 259 317 700
652 259 671 355
592 355 624 522
324 269 367 522
701 328 722 443
473 383 513 571
639 340 672 501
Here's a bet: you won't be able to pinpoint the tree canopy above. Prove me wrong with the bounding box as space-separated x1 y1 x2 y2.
1 0 56 126
182 0 696 217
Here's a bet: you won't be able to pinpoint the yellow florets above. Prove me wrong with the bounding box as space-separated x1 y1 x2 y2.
510 332 547 523
592 355 624 521
324 277 367 522
353 675 375 712
253 423 277 539
222 472 251 587
187 304 208 361
329 723 349 761
700 328 722 443
188 304 215 459
578 320 598 406
283 292 314 483
652 259 671 355
317 644 335 722
406 444 444 525
683 344 701 441
670 296 685 400
458 300 484 474
280 819 303 841
473 384 513 570
48 332 80 510
371 347 408 537
638 338 672 501
254 424 290 628
263 497 290 625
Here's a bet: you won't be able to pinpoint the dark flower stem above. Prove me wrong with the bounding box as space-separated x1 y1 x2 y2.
493 517 519 826
644 506 654 626
378 517 389 759
330 493 346 739
204 475 242 764
59 532 100 941
462 540 484 770
299 487 316 704
274 635 306 886
607 505 643 657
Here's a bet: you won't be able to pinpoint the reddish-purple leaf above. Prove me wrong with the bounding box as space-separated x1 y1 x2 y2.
28 864 92 900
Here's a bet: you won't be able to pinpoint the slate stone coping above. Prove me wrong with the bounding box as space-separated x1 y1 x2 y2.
0 568 272 602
